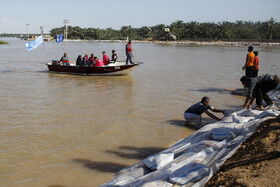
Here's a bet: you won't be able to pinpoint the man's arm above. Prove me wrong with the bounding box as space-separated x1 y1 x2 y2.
243 54 249 70
209 107 224 114
205 110 221 121
244 97 255 110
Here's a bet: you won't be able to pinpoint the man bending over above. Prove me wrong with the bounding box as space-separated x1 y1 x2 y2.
184 97 225 129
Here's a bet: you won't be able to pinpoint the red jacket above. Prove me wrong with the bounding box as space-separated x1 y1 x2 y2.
103 54 110 65
95 59 104 67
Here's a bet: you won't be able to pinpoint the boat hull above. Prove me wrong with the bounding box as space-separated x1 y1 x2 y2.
47 63 138 75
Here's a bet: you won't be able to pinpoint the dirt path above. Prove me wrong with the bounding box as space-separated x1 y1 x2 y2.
206 116 280 187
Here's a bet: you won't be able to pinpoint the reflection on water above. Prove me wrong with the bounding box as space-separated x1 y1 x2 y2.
0 38 279 186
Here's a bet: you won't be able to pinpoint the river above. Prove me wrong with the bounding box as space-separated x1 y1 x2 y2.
0 38 279 186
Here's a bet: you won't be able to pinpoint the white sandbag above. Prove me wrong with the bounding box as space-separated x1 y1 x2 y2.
144 152 174 170
255 109 280 119
211 128 237 140
139 180 173 187
232 112 254 123
169 162 210 185
223 110 234 117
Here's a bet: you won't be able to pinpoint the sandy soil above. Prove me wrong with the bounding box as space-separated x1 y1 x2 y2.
206 116 280 187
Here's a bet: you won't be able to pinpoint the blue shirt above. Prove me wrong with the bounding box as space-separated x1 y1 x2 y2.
185 102 211 115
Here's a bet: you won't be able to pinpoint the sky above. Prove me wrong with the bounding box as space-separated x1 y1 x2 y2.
1 0 280 34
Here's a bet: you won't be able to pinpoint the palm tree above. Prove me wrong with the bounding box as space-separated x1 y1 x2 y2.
262 18 276 40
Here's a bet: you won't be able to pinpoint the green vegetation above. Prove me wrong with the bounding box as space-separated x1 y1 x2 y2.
0 33 20 37
49 18 280 41
0 41 9 44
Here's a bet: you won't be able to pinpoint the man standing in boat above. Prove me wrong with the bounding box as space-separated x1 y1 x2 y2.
125 40 134 65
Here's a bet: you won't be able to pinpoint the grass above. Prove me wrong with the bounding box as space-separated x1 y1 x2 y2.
0 41 9 44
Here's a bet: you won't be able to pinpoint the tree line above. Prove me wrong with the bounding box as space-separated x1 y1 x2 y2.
14 18 279 41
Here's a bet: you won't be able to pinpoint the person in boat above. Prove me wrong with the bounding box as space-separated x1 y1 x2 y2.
184 97 225 129
240 74 279 110
83 53 89 66
102 51 110 65
95 57 104 67
242 46 255 77
111 50 118 63
59 52 70 66
89 53 96 66
76 55 82 66
125 40 134 65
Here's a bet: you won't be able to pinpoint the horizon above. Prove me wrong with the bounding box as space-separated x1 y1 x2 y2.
1 0 280 34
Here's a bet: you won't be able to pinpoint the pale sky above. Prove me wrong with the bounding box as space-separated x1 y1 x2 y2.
1 0 279 34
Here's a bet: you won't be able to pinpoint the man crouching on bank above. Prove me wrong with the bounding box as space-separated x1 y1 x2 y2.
184 97 225 129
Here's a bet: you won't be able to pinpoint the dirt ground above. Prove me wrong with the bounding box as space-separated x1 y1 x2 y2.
206 116 280 187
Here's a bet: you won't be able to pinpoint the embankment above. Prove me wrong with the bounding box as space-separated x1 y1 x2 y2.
206 116 280 187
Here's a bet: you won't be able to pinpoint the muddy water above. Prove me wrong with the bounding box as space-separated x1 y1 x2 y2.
0 38 279 186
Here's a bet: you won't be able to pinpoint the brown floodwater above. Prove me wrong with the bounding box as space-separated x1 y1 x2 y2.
0 38 279 186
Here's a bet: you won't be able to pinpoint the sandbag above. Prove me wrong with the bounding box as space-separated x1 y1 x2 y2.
211 127 241 140
144 152 174 170
169 162 210 185
139 180 173 187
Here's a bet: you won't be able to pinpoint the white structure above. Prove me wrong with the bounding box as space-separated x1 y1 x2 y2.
63 19 69 40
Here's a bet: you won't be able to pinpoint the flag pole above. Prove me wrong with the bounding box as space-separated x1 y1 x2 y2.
40 26 48 63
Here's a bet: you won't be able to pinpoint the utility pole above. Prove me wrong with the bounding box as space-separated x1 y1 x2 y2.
63 19 69 40
26 23 29 39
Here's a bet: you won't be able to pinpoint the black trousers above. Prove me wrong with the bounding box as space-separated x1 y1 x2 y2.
253 69 258 77
245 66 254 77
255 76 280 106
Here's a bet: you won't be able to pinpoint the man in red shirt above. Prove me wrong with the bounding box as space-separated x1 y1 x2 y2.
125 40 134 65
102 51 110 65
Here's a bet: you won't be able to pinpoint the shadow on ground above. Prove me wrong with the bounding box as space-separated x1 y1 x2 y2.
220 151 280 172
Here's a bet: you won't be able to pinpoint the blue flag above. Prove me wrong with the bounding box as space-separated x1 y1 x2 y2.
25 35 44 51
56 34 63 43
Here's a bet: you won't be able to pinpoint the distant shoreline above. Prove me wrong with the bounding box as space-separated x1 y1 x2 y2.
62 39 280 47
2 37 280 46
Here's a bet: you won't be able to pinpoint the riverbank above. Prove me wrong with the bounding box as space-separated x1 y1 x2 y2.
206 116 280 186
102 86 280 186
56 39 280 47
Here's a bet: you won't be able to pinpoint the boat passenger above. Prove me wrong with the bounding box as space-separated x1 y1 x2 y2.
76 55 82 66
59 52 70 66
102 51 110 65
240 74 279 110
184 97 225 129
89 53 95 66
95 57 104 67
111 50 118 63
83 53 89 66
125 40 134 65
